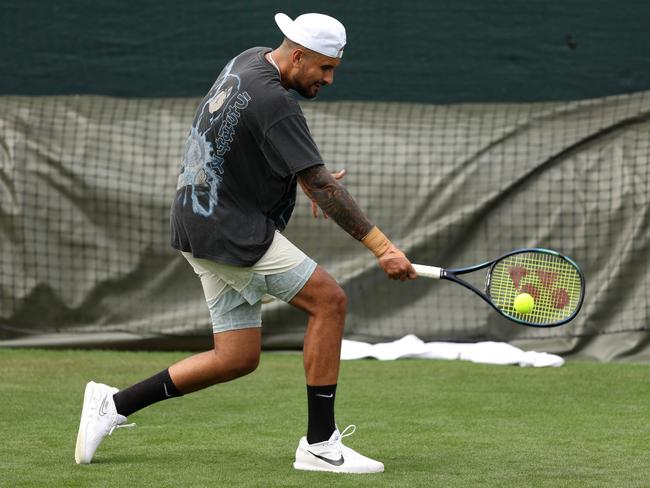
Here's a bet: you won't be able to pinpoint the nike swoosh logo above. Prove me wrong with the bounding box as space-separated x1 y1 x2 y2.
315 393 334 398
163 383 172 398
98 395 110 416
307 450 345 466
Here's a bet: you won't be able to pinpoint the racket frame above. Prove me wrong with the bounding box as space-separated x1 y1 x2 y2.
413 248 585 327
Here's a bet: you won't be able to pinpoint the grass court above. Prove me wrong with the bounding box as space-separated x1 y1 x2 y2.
1 349 649 487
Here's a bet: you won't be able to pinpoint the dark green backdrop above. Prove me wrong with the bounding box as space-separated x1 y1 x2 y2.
2 0 649 102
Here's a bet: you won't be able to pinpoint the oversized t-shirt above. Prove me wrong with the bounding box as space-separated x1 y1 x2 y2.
171 47 324 266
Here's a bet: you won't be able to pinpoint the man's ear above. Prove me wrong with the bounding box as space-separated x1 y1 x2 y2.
291 48 305 65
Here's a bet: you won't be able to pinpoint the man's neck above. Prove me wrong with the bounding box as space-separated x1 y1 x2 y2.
265 51 281 75
265 50 290 90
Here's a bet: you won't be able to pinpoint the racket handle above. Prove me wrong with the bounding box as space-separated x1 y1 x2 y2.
412 264 443 279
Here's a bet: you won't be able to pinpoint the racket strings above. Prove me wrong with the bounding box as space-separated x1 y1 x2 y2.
488 252 583 325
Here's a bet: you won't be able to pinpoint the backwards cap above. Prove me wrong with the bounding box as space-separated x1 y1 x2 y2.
274 12 346 59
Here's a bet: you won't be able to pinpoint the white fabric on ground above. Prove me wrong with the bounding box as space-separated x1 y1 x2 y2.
341 334 564 367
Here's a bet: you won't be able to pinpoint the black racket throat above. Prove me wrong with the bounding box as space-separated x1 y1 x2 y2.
441 270 507 318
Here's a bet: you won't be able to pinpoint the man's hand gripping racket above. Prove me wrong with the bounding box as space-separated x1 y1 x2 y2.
362 227 417 281
413 248 585 327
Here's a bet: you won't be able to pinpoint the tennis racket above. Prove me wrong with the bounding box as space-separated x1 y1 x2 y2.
413 248 585 327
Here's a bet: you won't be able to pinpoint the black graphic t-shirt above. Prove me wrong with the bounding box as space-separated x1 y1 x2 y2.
171 47 323 266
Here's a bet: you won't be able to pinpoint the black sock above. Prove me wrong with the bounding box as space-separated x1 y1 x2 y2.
113 369 183 417
306 384 337 444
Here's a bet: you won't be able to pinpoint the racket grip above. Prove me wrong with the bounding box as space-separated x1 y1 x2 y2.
412 264 443 279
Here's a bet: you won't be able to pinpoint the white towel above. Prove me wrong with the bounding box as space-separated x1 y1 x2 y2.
340 334 564 367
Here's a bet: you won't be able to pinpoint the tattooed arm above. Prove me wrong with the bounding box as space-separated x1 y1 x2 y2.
297 164 416 280
298 168 347 220
297 165 373 240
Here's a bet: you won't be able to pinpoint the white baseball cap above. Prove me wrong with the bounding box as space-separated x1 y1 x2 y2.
274 12 346 59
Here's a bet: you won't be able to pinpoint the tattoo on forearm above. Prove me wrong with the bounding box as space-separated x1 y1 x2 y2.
298 165 373 240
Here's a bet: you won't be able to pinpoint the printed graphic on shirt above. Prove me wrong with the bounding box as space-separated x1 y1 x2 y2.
177 57 251 217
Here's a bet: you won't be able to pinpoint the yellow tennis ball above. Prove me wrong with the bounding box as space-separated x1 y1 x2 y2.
514 293 535 314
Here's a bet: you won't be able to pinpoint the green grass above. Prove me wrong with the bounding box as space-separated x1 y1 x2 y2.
1 349 649 487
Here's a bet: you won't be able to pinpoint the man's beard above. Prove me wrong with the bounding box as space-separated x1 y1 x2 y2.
294 82 319 99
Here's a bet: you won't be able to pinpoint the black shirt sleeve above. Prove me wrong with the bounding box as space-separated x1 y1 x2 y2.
261 114 324 177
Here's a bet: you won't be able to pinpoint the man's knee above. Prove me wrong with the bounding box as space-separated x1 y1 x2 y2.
316 282 347 320
290 266 347 318
216 349 260 380
231 353 260 377
328 284 348 313
212 328 261 380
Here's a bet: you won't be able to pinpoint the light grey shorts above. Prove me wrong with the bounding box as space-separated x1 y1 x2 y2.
181 232 317 334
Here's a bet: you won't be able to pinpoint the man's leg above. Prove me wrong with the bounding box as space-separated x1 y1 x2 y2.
289 266 345 443
114 328 261 417
289 265 384 473
168 328 261 394
75 328 261 464
289 266 347 387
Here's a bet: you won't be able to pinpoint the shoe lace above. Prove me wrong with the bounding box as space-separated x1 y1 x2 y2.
340 424 356 439
322 425 356 450
109 421 136 436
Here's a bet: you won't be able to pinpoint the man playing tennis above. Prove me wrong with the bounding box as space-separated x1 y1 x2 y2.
75 12 416 474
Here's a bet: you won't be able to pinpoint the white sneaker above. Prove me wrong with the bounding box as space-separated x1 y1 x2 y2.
75 381 135 464
293 425 384 474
